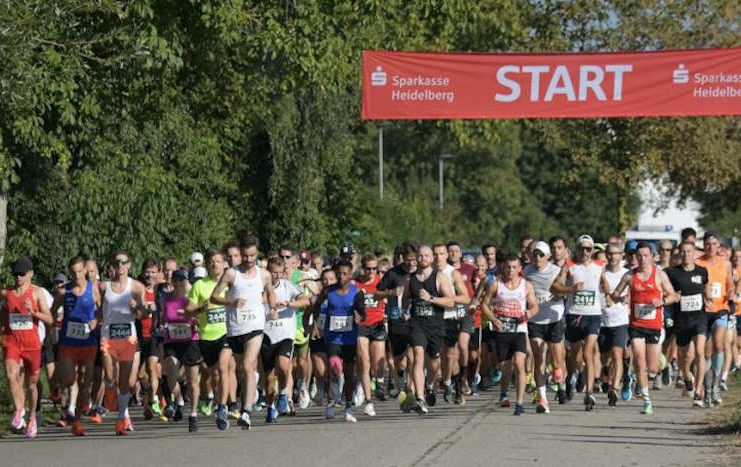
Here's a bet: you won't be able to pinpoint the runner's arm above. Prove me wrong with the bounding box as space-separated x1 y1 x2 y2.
704 277 714 312
32 287 54 325
725 261 735 306
209 269 236 306
452 270 471 306
480 281 498 323
610 272 632 303
658 270 679 306
433 273 455 309
263 269 277 311
524 281 538 321
131 281 148 319
305 290 327 330
550 265 575 294
91 284 102 329
353 290 367 323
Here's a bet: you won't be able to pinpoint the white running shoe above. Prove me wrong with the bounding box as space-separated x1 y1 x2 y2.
363 402 376 417
345 408 357 423
298 388 311 410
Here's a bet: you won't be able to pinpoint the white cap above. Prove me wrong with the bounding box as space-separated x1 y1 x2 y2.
532 241 551 256
190 252 204 264
576 234 594 247
193 266 207 279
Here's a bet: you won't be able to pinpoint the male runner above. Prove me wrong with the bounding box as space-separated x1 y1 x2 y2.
482 254 538 415
406 245 455 414
187 249 230 420
355 254 387 415
53 257 102 436
262 256 310 423
447 242 476 398
308 259 366 422
99 251 149 435
434 243 471 406
666 241 711 407
695 232 734 404
611 242 678 414
599 243 630 406
552 234 609 410
211 235 277 430
524 241 566 412
137 258 163 420
2 258 54 438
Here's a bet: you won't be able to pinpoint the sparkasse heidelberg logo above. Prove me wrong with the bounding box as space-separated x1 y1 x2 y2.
371 66 387 86
673 64 689 84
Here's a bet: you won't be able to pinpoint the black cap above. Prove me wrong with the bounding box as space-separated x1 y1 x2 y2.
172 269 188 281
11 257 33 276
339 244 355 259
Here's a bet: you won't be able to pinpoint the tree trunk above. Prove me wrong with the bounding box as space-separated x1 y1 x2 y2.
0 190 7 267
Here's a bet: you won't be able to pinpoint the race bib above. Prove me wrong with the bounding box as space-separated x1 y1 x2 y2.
710 282 722 299
266 319 285 329
329 315 353 332
573 290 596 307
168 323 192 340
443 308 458 320
413 303 434 317
498 316 519 333
207 307 226 324
635 303 656 321
236 305 260 324
364 295 379 309
455 304 467 319
680 294 702 312
66 321 90 340
9 313 33 331
109 323 132 339
536 291 553 305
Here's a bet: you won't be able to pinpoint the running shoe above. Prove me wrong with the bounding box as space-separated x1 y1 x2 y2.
556 388 567 405
277 394 289 415
491 370 502 384
71 420 86 436
621 383 633 401
325 405 335 420
345 408 357 423
608 390 618 407
163 403 175 420
499 393 510 408
266 407 278 424
413 397 429 415
693 395 705 408
400 392 413 413
363 402 376 416
173 404 183 422
425 388 436 407
237 410 251 430
57 413 68 427
720 379 728 392
712 388 723 405
91 407 104 424
150 400 162 416
115 419 127 435
216 405 230 431
353 383 365 407
536 397 550 414
124 416 134 432
514 403 525 416
375 385 387 402
584 393 595 411
143 404 153 420
641 400 653 415
25 417 37 439
11 410 26 434
443 382 453 403
565 378 574 401
661 366 671 387
228 403 241 420
198 399 213 416
298 387 311 409
188 416 199 433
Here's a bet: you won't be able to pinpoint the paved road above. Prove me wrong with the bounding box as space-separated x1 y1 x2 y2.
1 385 738 467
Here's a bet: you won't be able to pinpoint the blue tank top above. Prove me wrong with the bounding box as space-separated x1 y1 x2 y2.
324 283 359 346
59 281 98 347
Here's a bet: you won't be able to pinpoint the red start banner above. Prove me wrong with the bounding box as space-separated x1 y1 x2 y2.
361 48 741 120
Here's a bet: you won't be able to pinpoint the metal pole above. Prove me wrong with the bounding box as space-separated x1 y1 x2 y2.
439 156 444 210
379 127 384 200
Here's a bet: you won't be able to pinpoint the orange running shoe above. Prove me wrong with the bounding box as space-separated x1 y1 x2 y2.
71 420 86 436
91 412 103 424
115 419 127 435
124 417 134 432
105 387 118 411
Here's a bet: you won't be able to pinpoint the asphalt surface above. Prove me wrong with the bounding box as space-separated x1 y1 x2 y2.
1 383 738 467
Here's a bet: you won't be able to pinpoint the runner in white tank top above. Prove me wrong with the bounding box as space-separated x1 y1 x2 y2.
97 251 148 435
210 236 276 431
481 254 538 415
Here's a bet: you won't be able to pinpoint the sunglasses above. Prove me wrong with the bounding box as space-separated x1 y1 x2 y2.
280 255 292 260
114 259 130 266
578 247 593 252
364 266 378 271
533 251 545 258
659 248 672 252
13 271 28 277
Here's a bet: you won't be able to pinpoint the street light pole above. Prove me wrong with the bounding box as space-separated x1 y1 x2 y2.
439 153 453 210
378 126 384 200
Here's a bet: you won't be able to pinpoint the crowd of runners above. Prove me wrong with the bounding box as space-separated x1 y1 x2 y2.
3 227 741 438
